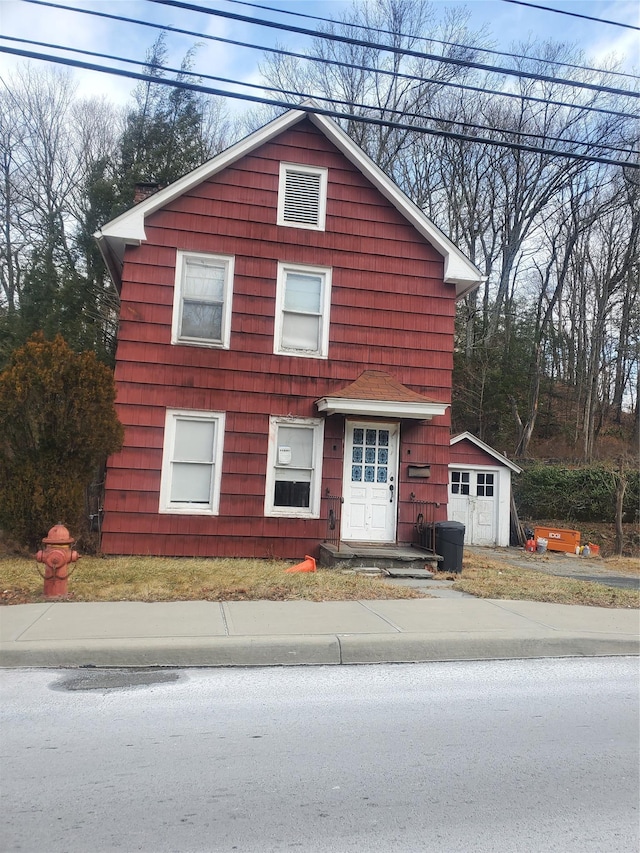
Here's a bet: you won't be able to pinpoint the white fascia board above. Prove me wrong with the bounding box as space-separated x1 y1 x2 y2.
94 104 483 299
450 431 523 473
94 109 305 246
317 397 448 419
307 112 484 298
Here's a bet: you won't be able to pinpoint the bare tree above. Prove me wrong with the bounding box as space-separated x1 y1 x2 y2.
0 86 28 315
0 64 121 359
261 0 491 174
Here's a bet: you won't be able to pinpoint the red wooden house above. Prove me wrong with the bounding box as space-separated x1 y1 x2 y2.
95 107 483 559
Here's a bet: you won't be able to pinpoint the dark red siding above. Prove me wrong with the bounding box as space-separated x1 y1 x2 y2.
102 119 455 557
450 439 504 468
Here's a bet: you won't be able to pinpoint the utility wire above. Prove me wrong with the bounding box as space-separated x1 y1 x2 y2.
1 43 637 170
149 0 640 98
225 0 639 80
21 1 640 121
3 34 634 157
500 0 640 30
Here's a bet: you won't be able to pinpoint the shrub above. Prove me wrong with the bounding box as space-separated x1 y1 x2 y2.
0 334 123 547
514 462 639 523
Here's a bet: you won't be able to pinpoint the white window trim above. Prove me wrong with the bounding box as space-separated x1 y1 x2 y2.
274 261 332 359
277 162 328 231
171 250 234 348
264 416 324 518
159 409 226 515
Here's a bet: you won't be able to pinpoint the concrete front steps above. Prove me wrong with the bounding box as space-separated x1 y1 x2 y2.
319 542 441 577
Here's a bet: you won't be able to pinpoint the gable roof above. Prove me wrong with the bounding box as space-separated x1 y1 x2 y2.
316 370 448 420
95 106 484 298
450 432 523 473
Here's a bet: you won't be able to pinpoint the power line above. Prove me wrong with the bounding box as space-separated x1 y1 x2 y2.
3 34 634 157
225 0 640 80
22 0 639 120
149 0 640 98
1 43 637 170
500 0 640 30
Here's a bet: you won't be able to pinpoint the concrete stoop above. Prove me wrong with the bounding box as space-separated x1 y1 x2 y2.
319 542 441 574
339 565 436 580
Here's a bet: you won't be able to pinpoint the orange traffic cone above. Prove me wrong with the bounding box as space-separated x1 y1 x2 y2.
285 555 317 573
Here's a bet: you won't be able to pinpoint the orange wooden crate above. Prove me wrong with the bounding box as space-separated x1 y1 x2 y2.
534 527 580 554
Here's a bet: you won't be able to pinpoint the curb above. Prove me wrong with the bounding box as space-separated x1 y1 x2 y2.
1 632 637 668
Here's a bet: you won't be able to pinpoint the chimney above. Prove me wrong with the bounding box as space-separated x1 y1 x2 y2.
133 182 161 204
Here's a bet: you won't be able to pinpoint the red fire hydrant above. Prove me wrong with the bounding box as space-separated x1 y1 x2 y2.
35 524 80 599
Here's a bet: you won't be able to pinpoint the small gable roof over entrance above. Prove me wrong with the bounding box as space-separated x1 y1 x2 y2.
95 105 483 298
316 370 448 420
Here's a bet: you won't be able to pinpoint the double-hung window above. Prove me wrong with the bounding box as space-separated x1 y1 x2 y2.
277 163 327 231
265 417 324 518
172 251 234 348
159 410 225 514
274 262 332 358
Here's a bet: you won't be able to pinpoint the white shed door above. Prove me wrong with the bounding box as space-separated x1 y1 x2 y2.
448 469 497 546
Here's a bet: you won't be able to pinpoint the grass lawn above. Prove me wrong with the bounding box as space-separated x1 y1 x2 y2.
451 553 639 609
0 556 422 605
0 552 637 608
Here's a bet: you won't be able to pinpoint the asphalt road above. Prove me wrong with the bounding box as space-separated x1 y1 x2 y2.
1 658 638 853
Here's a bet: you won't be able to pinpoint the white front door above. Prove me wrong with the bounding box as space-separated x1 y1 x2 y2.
341 421 399 543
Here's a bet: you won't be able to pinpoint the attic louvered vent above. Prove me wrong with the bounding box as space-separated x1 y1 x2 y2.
284 170 321 224
277 163 327 231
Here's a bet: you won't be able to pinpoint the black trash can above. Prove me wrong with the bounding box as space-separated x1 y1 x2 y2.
435 521 465 573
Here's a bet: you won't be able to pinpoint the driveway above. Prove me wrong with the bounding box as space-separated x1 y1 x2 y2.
465 545 640 591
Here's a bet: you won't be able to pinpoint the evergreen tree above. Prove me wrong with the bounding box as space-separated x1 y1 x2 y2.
0 334 123 547
114 34 215 211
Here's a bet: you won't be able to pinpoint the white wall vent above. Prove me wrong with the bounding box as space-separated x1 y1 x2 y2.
277 163 327 230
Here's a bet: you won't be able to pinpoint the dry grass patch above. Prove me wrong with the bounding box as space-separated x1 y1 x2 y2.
449 553 639 608
601 556 640 576
0 556 422 605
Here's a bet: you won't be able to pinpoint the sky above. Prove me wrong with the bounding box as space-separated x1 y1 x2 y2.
0 0 638 110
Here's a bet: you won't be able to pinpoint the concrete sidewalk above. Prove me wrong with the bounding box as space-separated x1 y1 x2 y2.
1 598 638 668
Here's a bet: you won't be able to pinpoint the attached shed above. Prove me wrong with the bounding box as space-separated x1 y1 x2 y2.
448 432 522 547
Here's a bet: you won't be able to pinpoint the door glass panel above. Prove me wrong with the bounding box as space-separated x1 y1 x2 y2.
477 473 495 497
351 427 393 488
451 471 470 495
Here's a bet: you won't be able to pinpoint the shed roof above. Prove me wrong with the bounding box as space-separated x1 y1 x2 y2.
450 432 523 473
